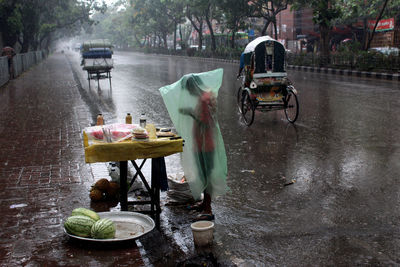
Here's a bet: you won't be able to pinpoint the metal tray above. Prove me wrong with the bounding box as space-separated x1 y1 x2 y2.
64 211 155 242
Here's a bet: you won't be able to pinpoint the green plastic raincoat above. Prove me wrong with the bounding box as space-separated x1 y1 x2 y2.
159 68 228 200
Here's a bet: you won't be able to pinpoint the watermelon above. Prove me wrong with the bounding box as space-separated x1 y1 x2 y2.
64 215 95 237
91 218 116 239
71 207 100 221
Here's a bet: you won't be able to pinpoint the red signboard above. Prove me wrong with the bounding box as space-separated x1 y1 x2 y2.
368 18 394 32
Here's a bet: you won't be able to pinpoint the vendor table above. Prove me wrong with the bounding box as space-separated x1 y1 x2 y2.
83 124 183 229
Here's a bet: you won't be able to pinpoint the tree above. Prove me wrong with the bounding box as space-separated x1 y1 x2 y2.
0 0 105 52
131 0 174 48
251 0 293 39
87 4 135 49
200 0 222 51
162 0 185 50
338 0 396 50
186 0 206 50
218 0 253 48
293 0 341 65
0 1 23 47
125 2 149 47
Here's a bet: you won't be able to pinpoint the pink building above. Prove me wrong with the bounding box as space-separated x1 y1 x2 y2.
275 6 315 52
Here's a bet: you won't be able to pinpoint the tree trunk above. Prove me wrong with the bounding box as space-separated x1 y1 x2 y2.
273 21 278 39
163 31 168 48
362 18 368 50
205 16 216 51
44 36 51 53
173 21 177 50
319 24 330 66
261 20 271 36
158 35 162 48
196 20 203 50
231 30 236 48
20 28 34 52
133 34 143 47
179 25 184 48
21 39 30 53
187 14 203 50
198 24 203 51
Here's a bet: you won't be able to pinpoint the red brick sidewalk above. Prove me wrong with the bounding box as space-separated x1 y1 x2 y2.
0 53 145 266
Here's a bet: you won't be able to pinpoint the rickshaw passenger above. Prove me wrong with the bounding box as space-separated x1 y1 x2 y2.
237 52 245 78
245 53 255 86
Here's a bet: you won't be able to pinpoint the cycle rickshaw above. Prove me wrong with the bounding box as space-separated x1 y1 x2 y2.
81 40 114 88
237 36 299 126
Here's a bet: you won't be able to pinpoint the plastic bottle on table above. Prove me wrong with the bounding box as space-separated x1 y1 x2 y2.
139 113 146 128
125 113 132 124
97 113 104 125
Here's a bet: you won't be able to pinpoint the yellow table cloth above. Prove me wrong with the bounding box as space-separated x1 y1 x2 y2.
83 124 183 163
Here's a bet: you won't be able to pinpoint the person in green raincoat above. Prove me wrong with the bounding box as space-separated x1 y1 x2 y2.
159 68 228 221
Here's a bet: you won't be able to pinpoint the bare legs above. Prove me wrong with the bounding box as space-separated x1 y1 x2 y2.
203 192 212 215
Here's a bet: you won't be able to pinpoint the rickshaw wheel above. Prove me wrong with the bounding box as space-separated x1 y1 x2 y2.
241 91 255 126
284 90 299 123
236 87 243 113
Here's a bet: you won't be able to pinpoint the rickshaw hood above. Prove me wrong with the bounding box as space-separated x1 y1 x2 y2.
244 36 276 53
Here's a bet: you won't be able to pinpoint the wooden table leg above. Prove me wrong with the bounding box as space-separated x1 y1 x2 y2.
119 158 163 229
151 158 164 229
120 161 128 211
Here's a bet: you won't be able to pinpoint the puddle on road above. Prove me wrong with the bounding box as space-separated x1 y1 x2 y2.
10 203 28 209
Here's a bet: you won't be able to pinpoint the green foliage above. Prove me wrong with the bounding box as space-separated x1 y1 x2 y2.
129 0 179 48
293 0 341 28
292 0 342 64
287 50 400 73
338 0 400 23
85 4 137 49
39 23 57 38
0 0 103 51
217 0 253 48
336 0 395 50
6 7 23 35
0 2 22 45
337 41 362 53
218 0 252 31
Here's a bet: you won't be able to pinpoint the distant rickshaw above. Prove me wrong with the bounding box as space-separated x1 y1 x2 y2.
81 39 114 88
237 36 299 126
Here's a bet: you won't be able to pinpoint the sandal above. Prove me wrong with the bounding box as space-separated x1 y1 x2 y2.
186 202 205 212
193 213 215 222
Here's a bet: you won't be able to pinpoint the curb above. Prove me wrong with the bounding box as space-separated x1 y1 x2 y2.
143 52 399 82
286 65 400 81
151 53 240 64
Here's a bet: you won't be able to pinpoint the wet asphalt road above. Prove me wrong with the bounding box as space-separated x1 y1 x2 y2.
69 51 400 266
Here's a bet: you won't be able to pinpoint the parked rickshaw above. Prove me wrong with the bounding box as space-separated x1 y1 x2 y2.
81 39 114 88
237 36 299 126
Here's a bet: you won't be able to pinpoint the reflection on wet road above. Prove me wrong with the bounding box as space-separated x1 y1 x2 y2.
71 51 400 265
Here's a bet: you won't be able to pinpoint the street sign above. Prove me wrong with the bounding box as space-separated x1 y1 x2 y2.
368 18 394 32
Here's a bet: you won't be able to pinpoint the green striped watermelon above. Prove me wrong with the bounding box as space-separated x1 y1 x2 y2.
64 215 95 237
71 207 100 221
91 218 116 239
